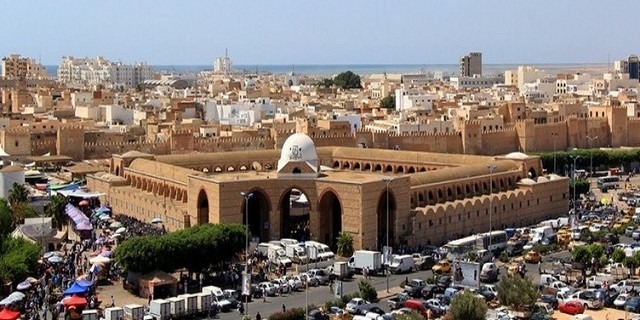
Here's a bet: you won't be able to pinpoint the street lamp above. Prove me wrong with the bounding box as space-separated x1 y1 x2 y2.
586 135 598 175
569 156 581 217
382 176 394 293
240 191 253 316
486 164 497 249
552 133 558 174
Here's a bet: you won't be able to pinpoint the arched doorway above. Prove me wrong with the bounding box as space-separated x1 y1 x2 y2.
318 191 342 248
280 188 310 242
241 190 271 241
197 190 209 224
377 189 397 249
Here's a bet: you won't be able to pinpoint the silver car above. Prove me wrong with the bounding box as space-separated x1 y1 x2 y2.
257 282 278 296
308 269 331 285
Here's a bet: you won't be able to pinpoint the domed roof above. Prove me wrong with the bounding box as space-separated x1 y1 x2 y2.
504 152 530 160
548 174 563 181
0 165 23 173
536 176 549 183
277 133 319 176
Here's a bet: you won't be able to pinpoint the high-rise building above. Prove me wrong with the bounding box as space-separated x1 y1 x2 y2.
214 50 233 74
614 60 629 74
459 52 482 77
628 55 639 80
57 56 154 87
1 54 48 80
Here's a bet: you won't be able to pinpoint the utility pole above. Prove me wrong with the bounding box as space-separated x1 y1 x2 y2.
486 164 497 249
586 135 598 175
552 132 558 173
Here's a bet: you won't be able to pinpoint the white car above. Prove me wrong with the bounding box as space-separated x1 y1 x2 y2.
299 272 319 286
605 262 624 274
257 282 278 296
614 293 630 309
345 298 372 315
284 275 303 291
270 279 290 294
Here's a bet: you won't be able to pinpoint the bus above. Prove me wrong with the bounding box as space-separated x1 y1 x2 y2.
597 176 620 191
444 235 479 261
476 231 508 252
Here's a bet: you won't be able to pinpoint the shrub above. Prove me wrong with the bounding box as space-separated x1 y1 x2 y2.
426 276 435 284
267 308 305 320
499 251 509 263
399 278 407 288
358 279 378 302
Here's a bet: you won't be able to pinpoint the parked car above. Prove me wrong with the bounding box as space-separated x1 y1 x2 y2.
625 297 640 313
432 260 452 274
424 298 448 316
345 298 373 315
558 301 585 315
421 285 446 300
284 275 303 291
614 293 630 309
524 251 542 263
403 279 426 298
307 269 331 285
307 309 330 320
480 263 500 283
540 294 559 309
257 282 278 296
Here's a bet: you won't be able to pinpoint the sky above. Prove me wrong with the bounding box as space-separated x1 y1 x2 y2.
2 0 639 66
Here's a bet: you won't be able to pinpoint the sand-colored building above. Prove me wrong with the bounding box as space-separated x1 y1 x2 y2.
87 133 568 249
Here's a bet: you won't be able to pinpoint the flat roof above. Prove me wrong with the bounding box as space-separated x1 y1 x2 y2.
190 170 393 184
27 155 73 163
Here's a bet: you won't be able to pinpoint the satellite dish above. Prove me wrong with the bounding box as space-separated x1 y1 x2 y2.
252 161 263 172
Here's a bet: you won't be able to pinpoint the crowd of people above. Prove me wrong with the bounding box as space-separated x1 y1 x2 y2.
113 215 165 237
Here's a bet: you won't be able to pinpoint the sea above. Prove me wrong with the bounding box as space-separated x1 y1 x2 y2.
44 63 609 77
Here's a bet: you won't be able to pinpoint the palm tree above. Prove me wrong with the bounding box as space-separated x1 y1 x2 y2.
45 195 67 230
8 183 28 208
336 232 354 257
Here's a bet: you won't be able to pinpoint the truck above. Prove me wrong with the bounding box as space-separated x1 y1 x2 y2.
105 307 125 320
149 300 170 320
347 250 382 275
202 286 232 312
285 244 308 264
586 275 613 289
166 297 185 316
386 292 410 310
403 279 427 298
331 261 352 280
123 304 144 320
268 245 292 267
610 280 640 294
304 241 335 261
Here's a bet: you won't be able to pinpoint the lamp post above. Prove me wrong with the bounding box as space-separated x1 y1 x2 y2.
382 176 394 293
240 191 253 316
586 135 598 175
552 133 558 174
486 164 497 249
569 156 581 217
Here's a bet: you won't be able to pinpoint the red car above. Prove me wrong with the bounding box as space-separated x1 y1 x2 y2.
559 300 585 315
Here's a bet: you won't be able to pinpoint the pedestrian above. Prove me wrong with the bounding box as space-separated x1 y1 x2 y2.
262 287 267 302
538 261 541 273
329 279 334 293
256 312 262 320
110 295 115 307
282 303 286 313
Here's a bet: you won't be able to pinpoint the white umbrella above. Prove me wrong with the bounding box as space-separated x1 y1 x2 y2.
99 215 111 221
16 280 31 291
43 251 59 259
151 217 162 224
48 255 63 263
89 255 110 264
109 221 122 229
115 227 126 234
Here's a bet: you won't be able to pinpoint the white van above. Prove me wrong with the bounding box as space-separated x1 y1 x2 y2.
539 274 560 286
389 255 415 274
531 226 553 244
305 241 335 261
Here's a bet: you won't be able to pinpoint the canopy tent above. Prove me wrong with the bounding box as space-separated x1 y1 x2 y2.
76 221 93 231
0 292 25 306
65 204 90 226
0 309 20 320
48 181 81 192
62 295 87 308
63 282 90 296
75 279 94 288
57 189 103 199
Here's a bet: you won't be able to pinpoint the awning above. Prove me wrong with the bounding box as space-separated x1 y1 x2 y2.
63 282 90 296
57 189 103 199
65 204 90 226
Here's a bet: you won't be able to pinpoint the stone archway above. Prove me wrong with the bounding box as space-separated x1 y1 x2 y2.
377 189 397 249
279 188 311 241
197 189 209 224
241 190 271 241
318 190 342 248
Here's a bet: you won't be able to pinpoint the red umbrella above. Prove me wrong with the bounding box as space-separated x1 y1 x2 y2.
0 309 21 320
62 295 87 308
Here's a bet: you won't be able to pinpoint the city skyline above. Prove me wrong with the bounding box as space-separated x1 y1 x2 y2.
2 1 639 66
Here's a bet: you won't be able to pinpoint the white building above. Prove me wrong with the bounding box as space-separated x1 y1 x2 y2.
57 56 154 87
394 88 435 112
102 104 134 125
449 75 503 89
214 51 233 74
0 166 24 200
504 66 546 92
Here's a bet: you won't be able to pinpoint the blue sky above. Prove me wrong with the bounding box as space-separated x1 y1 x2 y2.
2 0 638 65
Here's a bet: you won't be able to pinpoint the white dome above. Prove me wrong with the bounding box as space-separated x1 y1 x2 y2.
536 176 549 183
277 133 318 176
548 174 562 181
504 152 530 160
519 178 536 185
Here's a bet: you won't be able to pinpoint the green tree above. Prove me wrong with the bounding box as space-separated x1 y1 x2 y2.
612 248 626 263
497 275 537 311
0 199 12 236
449 289 488 320
358 279 377 302
8 182 28 207
380 94 396 109
336 232 354 257
571 246 592 265
45 195 67 230
0 237 40 283
317 78 333 88
333 71 362 89
588 243 604 260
